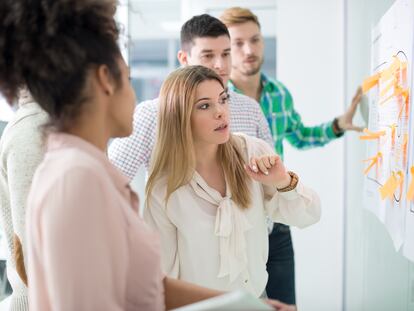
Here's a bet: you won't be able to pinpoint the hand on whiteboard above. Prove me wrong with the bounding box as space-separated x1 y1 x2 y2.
244 155 291 189
336 86 364 132
265 299 297 311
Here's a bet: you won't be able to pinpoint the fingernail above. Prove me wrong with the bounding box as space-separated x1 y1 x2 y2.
264 171 269 175
252 165 258 172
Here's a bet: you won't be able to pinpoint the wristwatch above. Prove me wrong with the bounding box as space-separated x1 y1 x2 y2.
277 171 299 192
332 117 345 135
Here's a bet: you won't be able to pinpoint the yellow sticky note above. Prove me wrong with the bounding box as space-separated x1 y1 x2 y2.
408 167 414 201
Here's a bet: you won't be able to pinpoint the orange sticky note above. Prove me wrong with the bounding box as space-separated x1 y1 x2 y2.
363 152 382 175
379 171 403 200
400 61 408 84
408 167 414 201
396 89 410 119
380 173 398 200
380 56 400 82
379 93 394 106
388 124 397 147
359 128 386 140
398 100 406 119
380 78 396 97
401 88 409 103
402 134 408 167
362 73 380 93
379 85 408 106
397 171 404 199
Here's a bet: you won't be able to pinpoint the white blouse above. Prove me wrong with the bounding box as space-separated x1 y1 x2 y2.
144 133 321 297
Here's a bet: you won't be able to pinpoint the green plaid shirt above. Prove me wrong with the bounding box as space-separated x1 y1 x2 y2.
228 74 342 159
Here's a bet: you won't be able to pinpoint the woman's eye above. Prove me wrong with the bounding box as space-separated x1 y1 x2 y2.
199 103 209 110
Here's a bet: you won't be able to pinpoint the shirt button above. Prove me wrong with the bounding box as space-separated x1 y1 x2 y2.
244 279 248 283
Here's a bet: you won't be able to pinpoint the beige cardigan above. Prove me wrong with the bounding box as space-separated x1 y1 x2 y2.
0 93 47 311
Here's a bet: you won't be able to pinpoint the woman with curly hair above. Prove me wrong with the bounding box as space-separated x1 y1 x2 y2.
0 1 235 310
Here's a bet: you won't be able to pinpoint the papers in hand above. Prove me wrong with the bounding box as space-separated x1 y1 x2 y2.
171 290 274 311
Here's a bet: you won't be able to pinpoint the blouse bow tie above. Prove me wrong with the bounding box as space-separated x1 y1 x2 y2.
190 174 252 283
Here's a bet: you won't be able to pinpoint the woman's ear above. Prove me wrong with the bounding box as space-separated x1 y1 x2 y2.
96 64 115 96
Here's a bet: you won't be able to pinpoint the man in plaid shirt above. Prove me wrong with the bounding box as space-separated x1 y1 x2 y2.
220 7 362 307
108 14 273 180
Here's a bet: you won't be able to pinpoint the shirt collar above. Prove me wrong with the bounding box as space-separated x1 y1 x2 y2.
227 73 275 95
260 73 276 93
228 79 245 95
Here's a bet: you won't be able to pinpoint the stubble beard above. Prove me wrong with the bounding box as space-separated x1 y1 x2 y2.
241 56 264 76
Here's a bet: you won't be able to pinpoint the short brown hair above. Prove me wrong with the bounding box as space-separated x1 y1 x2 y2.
180 14 230 52
219 7 261 28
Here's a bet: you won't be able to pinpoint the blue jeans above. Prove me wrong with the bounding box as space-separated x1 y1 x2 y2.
266 223 295 304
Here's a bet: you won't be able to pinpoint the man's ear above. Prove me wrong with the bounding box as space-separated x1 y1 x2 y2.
177 50 189 66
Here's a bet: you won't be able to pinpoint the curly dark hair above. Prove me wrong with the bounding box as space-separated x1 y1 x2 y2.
0 0 122 130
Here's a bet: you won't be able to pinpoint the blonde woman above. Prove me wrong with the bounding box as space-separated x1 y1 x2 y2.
145 65 321 299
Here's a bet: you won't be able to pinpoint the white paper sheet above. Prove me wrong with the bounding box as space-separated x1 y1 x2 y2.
363 0 413 251
402 25 414 261
171 291 273 311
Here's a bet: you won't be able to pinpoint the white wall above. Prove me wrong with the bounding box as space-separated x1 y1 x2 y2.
127 1 346 309
276 1 345 310
0 95 14 122
181 0 276 37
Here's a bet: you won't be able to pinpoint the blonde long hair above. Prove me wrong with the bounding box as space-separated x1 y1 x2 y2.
145 66 251 208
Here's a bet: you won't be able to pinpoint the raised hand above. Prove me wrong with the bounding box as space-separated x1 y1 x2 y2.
336 86 364 132
244 155 291 189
